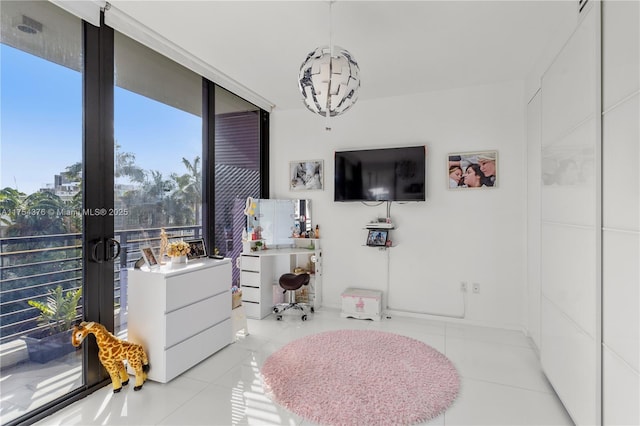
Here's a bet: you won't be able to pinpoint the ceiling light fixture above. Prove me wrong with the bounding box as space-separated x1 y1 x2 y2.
298 1 360 130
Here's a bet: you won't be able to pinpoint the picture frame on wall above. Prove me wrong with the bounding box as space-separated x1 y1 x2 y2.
140 245 159 269
448 150 498 189
185 238 207 260
289 160 323 191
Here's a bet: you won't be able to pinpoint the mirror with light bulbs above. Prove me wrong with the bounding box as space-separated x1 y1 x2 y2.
246 199 312 248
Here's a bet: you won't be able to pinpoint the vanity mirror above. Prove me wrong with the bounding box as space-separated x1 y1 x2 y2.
247 199 312 248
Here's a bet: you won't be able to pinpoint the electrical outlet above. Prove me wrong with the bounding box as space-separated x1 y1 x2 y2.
472 283 480 293
460 281 468 292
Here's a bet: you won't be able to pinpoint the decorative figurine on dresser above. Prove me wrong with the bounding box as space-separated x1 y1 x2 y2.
159 228 169 264
71 321 149 392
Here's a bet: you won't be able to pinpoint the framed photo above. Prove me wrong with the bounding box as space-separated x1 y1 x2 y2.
185 238 207 260
366 230 388 247
448 150 498 189
290 160 323 191
140 246 159 269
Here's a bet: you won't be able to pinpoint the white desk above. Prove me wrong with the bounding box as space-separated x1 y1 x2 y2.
239 239 322 319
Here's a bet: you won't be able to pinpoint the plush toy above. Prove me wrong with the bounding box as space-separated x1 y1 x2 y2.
72 321 150 393
244 196 256 217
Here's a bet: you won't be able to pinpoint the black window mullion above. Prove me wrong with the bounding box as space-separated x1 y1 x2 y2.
260 109 270 198
82 14 114 388
202 79 216 252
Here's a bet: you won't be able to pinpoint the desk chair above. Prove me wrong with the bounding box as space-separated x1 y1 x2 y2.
273 273 314 321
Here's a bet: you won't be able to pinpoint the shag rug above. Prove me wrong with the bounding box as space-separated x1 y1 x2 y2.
260 329 459 426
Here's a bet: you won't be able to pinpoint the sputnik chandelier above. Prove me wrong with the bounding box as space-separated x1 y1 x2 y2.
298 1 360 130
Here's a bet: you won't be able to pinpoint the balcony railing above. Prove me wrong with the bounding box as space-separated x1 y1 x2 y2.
0 225 202 345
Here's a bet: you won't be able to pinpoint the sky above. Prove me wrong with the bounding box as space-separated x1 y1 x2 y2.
1 44 201 195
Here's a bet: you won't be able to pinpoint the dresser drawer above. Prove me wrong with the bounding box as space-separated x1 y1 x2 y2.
240 270 260 287
240 255 260 272
163 319 231 382
166 263 231 312
165 289 229 348
243 301 262 319
241 286 261 303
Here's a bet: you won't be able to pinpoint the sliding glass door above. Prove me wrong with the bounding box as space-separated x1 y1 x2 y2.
0 2 85 423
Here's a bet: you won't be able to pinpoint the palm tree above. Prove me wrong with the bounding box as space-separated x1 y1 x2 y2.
146 170 173 201
6 191 68 236
171 156 202 225
62 162 82 183
115 144 145 184
0 187 26 226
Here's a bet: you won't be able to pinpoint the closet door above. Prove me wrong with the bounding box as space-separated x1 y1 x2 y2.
539 4 601 425
526 90 542 351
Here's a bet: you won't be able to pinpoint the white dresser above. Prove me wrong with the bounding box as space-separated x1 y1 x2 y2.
128 258 232 383
240 239 322 319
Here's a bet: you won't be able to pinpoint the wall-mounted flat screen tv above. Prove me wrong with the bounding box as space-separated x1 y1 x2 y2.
334 145 426 202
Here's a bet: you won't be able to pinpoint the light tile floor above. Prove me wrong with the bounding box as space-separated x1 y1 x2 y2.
34 309 574 426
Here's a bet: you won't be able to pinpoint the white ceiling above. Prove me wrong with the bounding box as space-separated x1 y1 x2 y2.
108 0 577 112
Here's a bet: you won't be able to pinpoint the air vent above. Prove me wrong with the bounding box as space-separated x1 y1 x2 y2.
15 15 43 34
578 0 589 13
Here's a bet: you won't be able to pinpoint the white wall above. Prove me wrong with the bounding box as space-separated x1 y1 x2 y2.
601 1 640 424
271 80 527 330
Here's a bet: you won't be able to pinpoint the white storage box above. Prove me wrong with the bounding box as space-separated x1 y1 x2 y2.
341 288 382 321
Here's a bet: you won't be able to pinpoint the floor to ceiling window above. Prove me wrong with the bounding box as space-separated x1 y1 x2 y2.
0 4 268 424
0 2 84 424
113 31 203 335
213 87 263 286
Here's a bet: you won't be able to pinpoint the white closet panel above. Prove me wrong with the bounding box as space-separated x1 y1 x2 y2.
602 346 639 425
541 298 598 426
601 0 640 110
602 94 639 232
601 2 640 423
540 5 601 425
541 224 597 336
602 230 640 371
526 91 541 350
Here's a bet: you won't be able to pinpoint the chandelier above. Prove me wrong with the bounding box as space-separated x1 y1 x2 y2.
298 2 360 128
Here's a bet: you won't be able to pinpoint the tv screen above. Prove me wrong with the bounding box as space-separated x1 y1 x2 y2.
334 146 426 202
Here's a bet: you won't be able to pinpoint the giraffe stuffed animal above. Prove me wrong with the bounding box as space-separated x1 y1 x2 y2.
72 321 150 393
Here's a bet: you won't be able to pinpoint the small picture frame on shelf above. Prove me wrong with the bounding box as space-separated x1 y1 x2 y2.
185 238 207 260
366 230 388 247
140 245 159 269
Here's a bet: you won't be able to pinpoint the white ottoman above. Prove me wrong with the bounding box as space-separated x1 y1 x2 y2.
341 288 382 321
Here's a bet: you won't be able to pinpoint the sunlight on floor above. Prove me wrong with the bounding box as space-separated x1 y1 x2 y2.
36 366 81 389
28 366 82 410
229 353 292 425
94 392 115 422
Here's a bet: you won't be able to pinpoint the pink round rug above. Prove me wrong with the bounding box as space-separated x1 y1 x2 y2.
261 329 459 425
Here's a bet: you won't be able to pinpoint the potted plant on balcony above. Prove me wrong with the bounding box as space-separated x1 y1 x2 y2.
23 285 82 363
